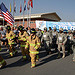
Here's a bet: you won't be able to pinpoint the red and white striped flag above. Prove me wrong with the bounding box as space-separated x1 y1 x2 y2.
0 3 14 26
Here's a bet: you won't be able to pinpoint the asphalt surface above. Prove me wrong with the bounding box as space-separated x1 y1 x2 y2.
0 45 75 75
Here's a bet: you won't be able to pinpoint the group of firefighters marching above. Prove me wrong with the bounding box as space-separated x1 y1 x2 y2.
0 25 41 68
0 25 75 69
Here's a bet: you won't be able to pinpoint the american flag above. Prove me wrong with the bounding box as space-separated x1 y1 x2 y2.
0 3 14 26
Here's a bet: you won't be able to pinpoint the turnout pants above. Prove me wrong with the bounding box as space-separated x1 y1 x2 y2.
9 44 17 56
0 56 6 66
58 43 65 56
20 42 29 59
44 41 51 53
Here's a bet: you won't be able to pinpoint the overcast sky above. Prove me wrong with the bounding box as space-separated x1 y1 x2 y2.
0 0 75 22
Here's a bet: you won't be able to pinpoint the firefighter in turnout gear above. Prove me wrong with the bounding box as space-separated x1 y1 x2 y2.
0 32 6 68
27 28 41 68
57 28 67 58
0 56 7 68
41 27 52 55
6 26 18 57
18 26 29 61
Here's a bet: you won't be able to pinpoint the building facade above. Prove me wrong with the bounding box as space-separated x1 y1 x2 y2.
0 12 61 28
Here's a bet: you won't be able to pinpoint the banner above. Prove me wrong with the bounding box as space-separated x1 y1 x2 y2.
36 21 46 30
36 21 75 31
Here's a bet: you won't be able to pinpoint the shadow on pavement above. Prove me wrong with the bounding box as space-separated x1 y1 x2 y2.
7 58 30 68
36 53 58 67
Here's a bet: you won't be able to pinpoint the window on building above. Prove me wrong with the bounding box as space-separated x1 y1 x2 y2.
30 21 34 23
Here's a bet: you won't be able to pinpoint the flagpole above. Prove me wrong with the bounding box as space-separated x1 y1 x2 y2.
29 5 31 27
19 2 21 26
27 8 28 27
29 7 30 27
23 0 24 27
23 11 24 27
28 9 29 27
13 0 14 27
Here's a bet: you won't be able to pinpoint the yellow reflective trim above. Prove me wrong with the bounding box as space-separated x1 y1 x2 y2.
32 31 36 32
32 64 35 66
6 37 11 39
35 46 38 49
29 50 39 54
19 39 22 41
0 48 1 51
20 45 25 47
26 37 29 39
9 42 15 45
25 45 28 48
29 43 35 46
18 37 21 39
0 59 5 64
37 43 40 45
10 52 13 56
27 41 29 43
23 56 26 59
36 55 39 59
10 37 14 39
23 38 26 41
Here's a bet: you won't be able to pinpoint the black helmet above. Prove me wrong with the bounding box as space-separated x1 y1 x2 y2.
6 26 11 30
30 28 36 34
18 25 24 31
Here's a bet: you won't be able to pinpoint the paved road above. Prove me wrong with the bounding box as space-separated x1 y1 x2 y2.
0 45 75 75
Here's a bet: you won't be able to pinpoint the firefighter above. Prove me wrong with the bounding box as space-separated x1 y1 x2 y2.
27 28 41 68
0 56 7 68
18 26 29 61
36 28 42 40
6 26 18 57
0 32 6 68
57 28 67 58
63 29 68 51
67 30 73 55
52 27 58 52
41 27 52 55
72 34 75 62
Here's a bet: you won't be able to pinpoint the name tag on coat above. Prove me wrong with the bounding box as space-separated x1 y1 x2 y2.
68 36 71 40
43 35 46 37
2 35 5 37
52 33 56 36
59 37 62 41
